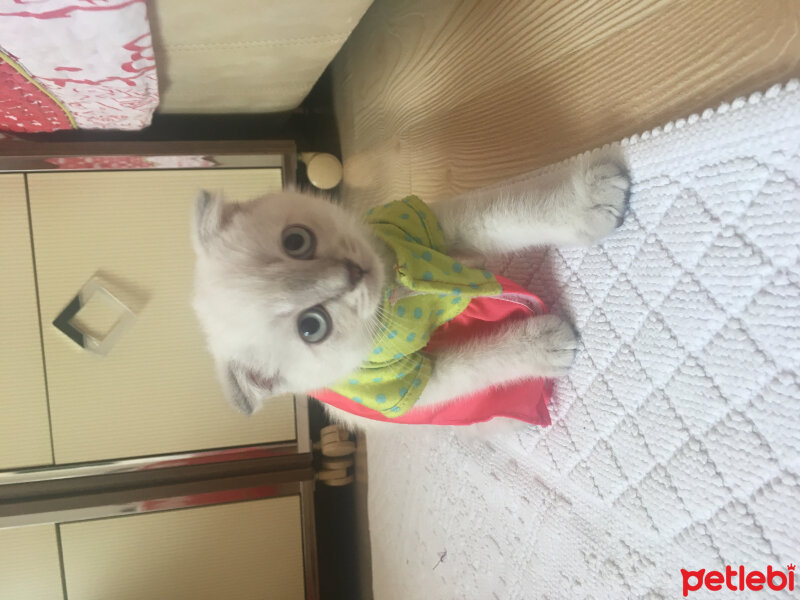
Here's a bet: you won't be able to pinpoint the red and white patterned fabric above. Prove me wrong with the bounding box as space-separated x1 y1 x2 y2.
0 0 158 132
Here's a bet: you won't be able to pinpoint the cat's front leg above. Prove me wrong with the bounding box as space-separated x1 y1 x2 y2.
414 314 578 409
431 159 631 254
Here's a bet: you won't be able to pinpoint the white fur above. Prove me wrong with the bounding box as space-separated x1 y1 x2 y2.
431 157 630 253
192 190 389 414
191 159 630 432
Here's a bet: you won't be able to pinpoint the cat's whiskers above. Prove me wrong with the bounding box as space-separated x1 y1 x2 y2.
360 302 392 343
363 307 388 341
359 316 380 341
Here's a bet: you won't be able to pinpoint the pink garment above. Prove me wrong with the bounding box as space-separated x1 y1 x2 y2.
312 276 553 426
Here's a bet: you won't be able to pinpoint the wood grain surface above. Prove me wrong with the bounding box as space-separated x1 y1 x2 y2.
333 0 800 209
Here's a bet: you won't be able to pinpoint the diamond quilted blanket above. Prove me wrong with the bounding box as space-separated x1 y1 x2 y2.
366 80 800 599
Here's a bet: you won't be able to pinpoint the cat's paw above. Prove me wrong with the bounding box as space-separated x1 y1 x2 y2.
524 315 578 376
572 160 631 244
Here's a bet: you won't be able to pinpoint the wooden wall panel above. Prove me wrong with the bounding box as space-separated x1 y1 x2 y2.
333 0 800 209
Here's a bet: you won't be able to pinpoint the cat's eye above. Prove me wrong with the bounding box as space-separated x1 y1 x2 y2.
282 225 315 259
297 306 331 344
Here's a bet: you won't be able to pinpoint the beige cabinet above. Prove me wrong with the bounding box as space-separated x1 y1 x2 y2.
0 524 64 600
3 166 302 468
0 174 53 470
60 497 306 600
0 143 317 600
26 169 294 464
0 496 307 600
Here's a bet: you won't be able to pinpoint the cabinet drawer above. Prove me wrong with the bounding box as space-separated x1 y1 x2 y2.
0 173 52 470
60 496 305 600
0 524 64 600
27 169 294 464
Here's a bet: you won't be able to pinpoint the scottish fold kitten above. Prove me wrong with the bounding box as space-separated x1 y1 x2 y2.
191 158 630 431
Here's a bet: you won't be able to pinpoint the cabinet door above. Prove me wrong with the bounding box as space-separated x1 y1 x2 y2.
60 497 305 600
0 174 53 470
0 524 64 600
27 170 295 464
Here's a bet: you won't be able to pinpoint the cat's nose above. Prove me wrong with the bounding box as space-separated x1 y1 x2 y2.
344 259 365 288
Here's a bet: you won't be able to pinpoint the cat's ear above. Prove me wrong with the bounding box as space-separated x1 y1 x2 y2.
223 363 257 415
192 190 225 253
220 361 283 416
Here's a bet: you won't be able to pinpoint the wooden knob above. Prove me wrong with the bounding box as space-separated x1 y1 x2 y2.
317 468 349 481
301 152 343 190
323 474 354 487
321 457 354 470
320 440 355 457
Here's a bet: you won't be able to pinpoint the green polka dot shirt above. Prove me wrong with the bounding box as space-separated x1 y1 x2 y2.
329 196 501 417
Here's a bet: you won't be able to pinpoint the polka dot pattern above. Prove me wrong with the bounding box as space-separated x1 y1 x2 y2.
329 195 501 418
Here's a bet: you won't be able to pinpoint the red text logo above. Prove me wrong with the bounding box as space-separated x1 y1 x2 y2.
681 564 795 596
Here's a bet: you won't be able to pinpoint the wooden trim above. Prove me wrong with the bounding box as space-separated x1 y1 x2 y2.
295 395 312 454
1 442 301 485
300 480 320 600
0 472 312 527
0 140 295 158
0 139 298 184
283 146 298 187
0 453 313 503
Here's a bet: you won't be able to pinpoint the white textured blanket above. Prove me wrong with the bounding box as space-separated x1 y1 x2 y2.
366 81 800 599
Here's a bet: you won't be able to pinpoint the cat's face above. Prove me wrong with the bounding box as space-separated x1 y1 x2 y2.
191 190 386 414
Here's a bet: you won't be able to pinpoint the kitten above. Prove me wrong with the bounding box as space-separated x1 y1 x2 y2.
191 158 630 431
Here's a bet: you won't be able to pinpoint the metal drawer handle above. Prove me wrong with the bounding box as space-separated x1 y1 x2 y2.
52 276 137 356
